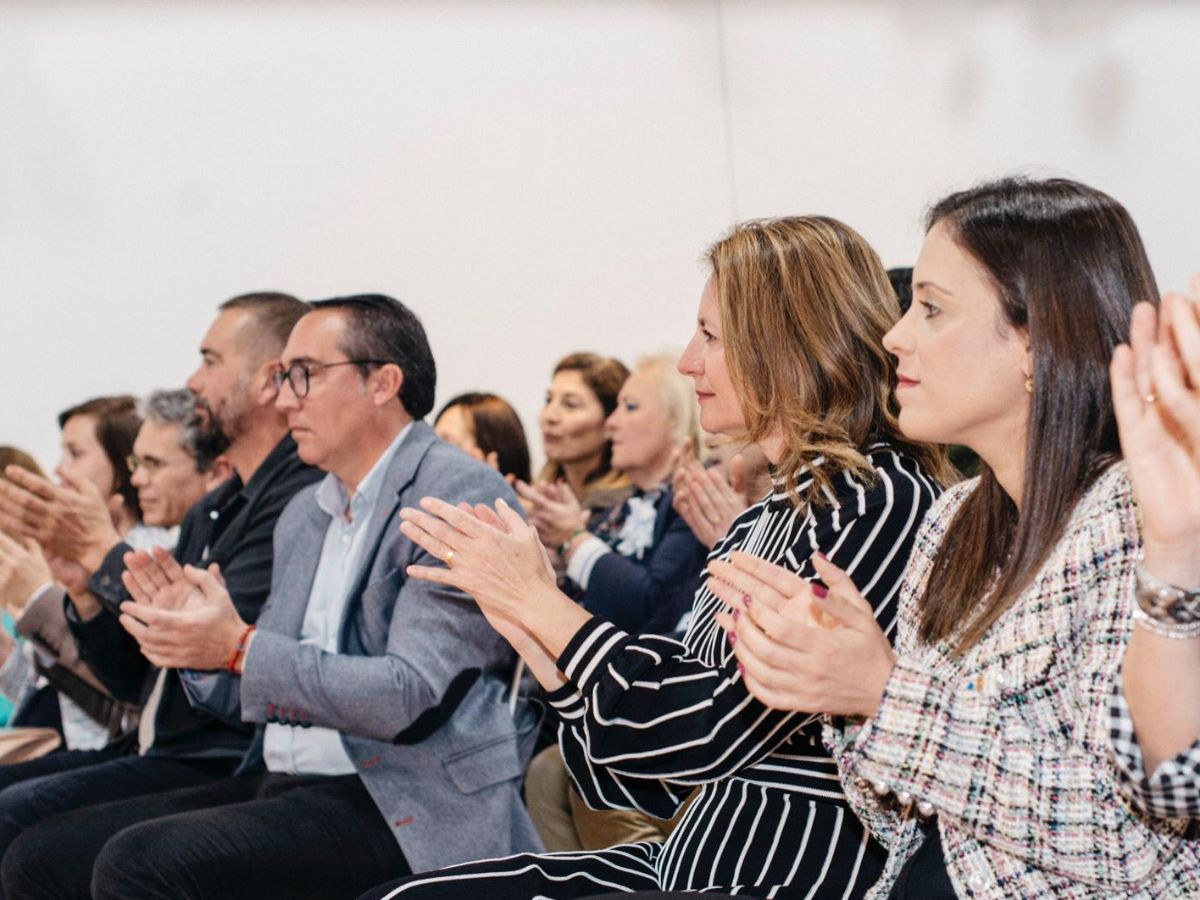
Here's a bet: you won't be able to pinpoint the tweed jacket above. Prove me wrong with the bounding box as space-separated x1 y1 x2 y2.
825 464 1200 898
184 422 542 873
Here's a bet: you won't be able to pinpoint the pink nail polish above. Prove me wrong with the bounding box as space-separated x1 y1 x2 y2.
732 608 740 622
736 662 744 675
728 632 737 647
743 594 752 608
812 583 828 600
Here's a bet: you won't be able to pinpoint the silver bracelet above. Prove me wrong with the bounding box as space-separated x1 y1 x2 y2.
1135 563 1200 626
1132 607 1200 640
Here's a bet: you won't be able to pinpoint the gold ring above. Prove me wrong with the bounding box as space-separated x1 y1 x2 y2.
444 549 455 568
1144 392 1157 405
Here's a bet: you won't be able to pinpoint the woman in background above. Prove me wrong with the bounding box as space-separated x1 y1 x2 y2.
522 352 630 520
524 353 710 854
434 392 532 484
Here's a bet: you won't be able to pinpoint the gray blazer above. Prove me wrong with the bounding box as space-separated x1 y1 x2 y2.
185 421 542 873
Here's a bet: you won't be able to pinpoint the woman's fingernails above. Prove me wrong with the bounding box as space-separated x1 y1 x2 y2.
732 608 740 622
726 630 736 646
812 583 828 600
815 551 828 562
742 593 752 608
736 662 744 675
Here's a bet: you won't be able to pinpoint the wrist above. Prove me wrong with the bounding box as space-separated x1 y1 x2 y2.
1142 545 1200 592
79 535 122 576
558 528 588 558
226 623 255 674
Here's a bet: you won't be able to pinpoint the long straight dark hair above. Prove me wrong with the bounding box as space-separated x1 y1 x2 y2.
918 177 1158 653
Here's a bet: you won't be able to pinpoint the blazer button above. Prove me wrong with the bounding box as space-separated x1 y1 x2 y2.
871 779 890 797
916 800 935 818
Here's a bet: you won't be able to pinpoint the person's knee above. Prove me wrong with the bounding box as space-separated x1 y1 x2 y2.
92 823 186 900
1 819 85 900
0 781 53 859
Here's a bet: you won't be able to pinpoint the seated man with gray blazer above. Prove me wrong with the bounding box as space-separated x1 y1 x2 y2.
7 296 541 900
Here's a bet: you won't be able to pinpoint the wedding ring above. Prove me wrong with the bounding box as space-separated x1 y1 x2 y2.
444 549 455 568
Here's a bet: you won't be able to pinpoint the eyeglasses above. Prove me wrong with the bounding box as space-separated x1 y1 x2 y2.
270 359 388 399
126 454 187 475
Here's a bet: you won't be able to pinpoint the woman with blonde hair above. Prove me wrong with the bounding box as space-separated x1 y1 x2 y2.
362 216 949 899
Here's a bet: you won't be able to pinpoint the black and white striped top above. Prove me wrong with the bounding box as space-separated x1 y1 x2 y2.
547 442 941 820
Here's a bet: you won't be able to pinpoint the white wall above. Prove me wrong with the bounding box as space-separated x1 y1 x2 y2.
3 0 1198 471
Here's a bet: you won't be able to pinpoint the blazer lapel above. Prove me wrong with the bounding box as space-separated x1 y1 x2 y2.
342 422 438 606
266 497 328 637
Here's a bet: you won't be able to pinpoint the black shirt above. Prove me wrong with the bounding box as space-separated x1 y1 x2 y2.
70 434 322 759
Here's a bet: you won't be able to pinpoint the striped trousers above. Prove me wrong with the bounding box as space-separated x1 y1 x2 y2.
359 781 885 899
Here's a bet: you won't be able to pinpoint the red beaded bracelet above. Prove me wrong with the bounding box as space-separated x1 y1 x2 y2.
226 624 256 674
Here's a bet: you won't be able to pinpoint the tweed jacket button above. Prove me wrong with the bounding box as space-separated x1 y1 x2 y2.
895 790 913 806
916 800 935 818
968 873 986 891
871 779 890 796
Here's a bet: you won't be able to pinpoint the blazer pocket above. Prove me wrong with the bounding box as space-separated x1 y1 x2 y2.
443 734 524 795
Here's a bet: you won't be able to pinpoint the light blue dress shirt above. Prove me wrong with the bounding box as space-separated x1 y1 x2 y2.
259 422 412 776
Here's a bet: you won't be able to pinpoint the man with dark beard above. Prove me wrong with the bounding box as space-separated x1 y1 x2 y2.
0 293 322 876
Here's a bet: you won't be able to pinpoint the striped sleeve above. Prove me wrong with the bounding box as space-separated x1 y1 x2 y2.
554 456 934 808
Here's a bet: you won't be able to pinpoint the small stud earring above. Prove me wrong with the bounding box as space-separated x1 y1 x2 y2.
1025 377 1033 394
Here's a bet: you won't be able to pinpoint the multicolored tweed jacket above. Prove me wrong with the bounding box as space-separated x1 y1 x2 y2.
825 464 1200 898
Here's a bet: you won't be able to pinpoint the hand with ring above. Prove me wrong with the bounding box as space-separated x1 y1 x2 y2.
1111 275 1200 587
708 551 896 717
398 497 591 659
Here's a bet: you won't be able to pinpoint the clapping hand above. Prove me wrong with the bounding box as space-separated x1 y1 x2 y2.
709 551 895 717
118 547 246 670
0 531 51 618
513 480 589 550
0 467 122 570
672 447 749 549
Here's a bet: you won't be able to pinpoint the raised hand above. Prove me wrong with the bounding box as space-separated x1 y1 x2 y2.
0 466 122 570
1111 280 1200 586
710 551 895 717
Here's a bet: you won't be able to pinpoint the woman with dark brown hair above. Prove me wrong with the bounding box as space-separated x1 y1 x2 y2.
434 392 532 484
721 178 1200 897
360 216 949 899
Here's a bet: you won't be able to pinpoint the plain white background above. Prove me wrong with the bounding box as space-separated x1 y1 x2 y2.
3 0 1199 471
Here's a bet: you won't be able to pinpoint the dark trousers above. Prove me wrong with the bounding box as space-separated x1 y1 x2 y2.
0 748 235 898
4 771 410 900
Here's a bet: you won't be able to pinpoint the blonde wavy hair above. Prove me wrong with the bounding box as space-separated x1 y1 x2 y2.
707 216 951 505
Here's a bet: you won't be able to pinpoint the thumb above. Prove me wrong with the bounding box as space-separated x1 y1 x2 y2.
485 451 500 471
208 562 226 588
